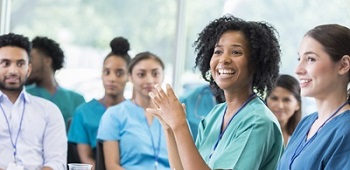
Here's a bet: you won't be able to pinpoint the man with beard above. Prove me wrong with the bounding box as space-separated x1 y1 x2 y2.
0 33 67 170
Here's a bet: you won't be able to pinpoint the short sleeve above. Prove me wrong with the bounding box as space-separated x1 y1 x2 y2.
68 107 89 144
97 107 121 141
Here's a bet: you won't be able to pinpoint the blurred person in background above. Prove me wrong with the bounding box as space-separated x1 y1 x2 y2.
266 74 302 147
97 52 170 170
25 36 85 129
68 37 131 169
179 84 224 140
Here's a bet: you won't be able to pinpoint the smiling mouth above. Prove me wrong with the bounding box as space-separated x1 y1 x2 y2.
217 69 236 78
300 79 311 83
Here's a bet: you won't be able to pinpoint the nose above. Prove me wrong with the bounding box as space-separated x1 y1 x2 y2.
295 60 306 76
219 53 231 64
106 73 117 82
277 100 284 109
8 63 19 74
145 73 154 84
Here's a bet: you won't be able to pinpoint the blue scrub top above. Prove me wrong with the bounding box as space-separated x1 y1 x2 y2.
97 100 170 170
278 111 350 170
68 99 106 149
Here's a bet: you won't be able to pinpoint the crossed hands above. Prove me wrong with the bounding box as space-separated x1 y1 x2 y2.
146 84 187 131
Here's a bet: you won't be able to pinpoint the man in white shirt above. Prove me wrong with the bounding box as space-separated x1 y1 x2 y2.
0 33 67 170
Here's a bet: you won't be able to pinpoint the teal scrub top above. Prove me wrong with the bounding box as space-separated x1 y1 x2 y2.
26 85 85 128
179 85 216 141
196 97 283 170
97 100 170 170
68 99 106 149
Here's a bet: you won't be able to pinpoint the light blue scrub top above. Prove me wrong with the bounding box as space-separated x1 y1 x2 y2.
277 111 350 170
68 99 106 149
179 85 216 140
97 100 170 170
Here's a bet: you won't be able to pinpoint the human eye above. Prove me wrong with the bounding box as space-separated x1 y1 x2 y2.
137 72 145 78
103 69 110 75
17 61 25 67
0 60 10 67
116 70 125 77
307 56 316 62
152 71 160 77
269 96 278 101
213 49 223 55
283 98 291 103
231 50 242 56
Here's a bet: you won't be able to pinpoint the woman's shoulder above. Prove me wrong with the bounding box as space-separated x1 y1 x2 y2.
243 98 277 122
205 103 226 118
329 110 350 134
103 100 133 117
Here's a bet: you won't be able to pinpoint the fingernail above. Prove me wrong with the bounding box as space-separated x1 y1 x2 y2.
149 92 155 98
166 83 171 89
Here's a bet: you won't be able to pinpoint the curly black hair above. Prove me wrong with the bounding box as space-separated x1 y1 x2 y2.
104 36 131 65
0 33 31 57
194 15 281 101
32 36 64 71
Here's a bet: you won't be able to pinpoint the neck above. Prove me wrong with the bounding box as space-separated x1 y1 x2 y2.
1 89 21 104
37 73 58 95
101 94 125 108
133 95 155 109
224 88 254 117
315 92 349 121
280 122 288 132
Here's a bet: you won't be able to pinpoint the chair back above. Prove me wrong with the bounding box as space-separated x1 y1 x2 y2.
96 140 106 170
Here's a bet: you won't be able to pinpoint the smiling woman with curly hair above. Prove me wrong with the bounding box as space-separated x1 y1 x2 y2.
147 15 283 170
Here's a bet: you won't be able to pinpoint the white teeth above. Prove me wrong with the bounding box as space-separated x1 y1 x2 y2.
300 79 311 83
218 69 235 75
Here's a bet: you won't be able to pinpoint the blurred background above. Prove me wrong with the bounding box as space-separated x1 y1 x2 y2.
1 0 349 116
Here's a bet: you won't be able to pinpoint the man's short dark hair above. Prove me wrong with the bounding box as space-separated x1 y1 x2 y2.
32 36 64 71
0 33 31 57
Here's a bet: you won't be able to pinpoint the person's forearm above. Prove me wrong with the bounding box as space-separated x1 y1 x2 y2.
106 164 125 170
80 157 95 170
173 124 211 170
41 166 53 170
164 128 184 170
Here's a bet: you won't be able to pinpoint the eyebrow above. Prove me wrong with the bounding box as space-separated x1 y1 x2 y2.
215 44 243 48
135 68 160 72
0 59 26 62
299 51 320 57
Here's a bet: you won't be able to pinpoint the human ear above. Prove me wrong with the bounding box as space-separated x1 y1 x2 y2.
338 55 350 75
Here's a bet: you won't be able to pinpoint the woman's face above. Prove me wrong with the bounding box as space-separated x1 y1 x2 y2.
267 86 300 125
102 55 128 97
130 58 164 99
295 36 340 98
210 31 252 92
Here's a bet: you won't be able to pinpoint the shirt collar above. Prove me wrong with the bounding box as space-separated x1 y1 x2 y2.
0 89 31 103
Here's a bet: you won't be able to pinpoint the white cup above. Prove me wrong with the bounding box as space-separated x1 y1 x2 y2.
68 163 92 170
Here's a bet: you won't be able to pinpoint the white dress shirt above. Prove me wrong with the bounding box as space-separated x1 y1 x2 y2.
0 90 67 170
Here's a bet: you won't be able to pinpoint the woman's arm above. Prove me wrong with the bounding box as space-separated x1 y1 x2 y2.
77 144 95 170
146 105 183 170
164 128 184 170
149 84 211 170
172 122 210 170
103 141 125 170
